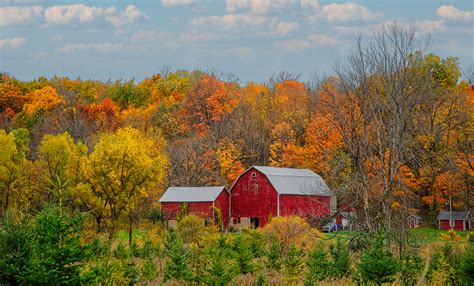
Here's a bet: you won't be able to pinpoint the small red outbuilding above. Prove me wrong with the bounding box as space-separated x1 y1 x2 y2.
437 211 471 231
230 166 336 228
159 186 229 228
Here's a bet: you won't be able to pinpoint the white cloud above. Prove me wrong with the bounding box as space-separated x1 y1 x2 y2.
314 2 383 22
274 22 300 35
58 42 123 53
300 0 318 12
437 5 473 21
0 6 43 27
0 37 27 47
193 13 299 35
105 5 147 27
275 33 341 50
44 4 115 24
414 19 445 35
161 0 194 7
226 0 297 14
129 30 159 41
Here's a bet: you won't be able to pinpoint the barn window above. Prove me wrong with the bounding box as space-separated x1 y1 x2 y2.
251 172 257 177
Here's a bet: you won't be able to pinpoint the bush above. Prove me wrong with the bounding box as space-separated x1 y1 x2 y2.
148 207 163 225
232 234 258 274
460 234 474 284
305 244 331 285
400 252 423 285
176 214 205 244
354 233 399 285
262 216 315 255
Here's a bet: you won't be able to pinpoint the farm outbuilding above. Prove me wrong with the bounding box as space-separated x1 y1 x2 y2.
407 214 422 228
230 166 336 228
159 186 229 228
437 211 471 231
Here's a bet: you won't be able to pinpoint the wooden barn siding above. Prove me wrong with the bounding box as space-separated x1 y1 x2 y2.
279 195 330 217
214 190 230 227
439 219 465 231
230 168 278 226
161 201 213 220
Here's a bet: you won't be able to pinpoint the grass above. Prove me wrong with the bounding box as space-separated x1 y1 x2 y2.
325 228 471 243
114 229 146 241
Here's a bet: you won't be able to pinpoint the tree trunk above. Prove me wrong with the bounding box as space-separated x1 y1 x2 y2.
128 214 133 246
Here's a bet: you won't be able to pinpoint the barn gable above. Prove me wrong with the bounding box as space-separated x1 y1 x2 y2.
160 186 227 203
232 166 334 196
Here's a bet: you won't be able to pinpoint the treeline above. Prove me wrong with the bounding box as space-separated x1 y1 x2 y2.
0 26 473 232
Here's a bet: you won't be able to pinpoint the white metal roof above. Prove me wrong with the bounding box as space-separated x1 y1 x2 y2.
437 211 471 220
248 166 334 196
159 186 226 203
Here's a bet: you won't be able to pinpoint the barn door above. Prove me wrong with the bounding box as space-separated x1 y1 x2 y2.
250 217 260 228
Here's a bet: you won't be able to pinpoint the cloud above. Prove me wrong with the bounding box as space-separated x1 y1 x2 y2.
0 6 43 27
105 5 147 27
44 4 115 24
436 5 473 21
414 19 446 35
300 0 318 12
0 37 27 48
129 30 160 42
275 33 341 50
226 0 297 14
274 22 300 35
313 2 383 22
58 42 123 53
161 0 194 7
193 13 299 35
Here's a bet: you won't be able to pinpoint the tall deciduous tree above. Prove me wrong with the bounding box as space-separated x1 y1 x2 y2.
85 127 166 239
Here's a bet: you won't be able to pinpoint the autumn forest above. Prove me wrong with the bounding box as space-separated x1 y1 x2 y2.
0 26 473 285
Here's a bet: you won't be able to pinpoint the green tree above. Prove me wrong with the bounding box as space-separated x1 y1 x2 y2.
354 233 399 285
266 241 282 270
232 233 257 274
199 235 238 286
329 239 350 278
399 252 423 286
163 232 192 283
305 245 331 285
23 206 91 285
282 245 304 284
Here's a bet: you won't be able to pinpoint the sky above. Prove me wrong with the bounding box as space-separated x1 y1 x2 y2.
0 0 473 83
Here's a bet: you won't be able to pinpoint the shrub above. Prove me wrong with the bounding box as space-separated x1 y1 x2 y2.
232 234 258 274
399 252 424 285
148 207 163 225
176 214 205 244
305 244 331 285
460 233 474 284
141 257 157 282
262 216 313 254
354 233 399 285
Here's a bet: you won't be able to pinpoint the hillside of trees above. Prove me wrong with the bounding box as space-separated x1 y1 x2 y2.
0 26 472 285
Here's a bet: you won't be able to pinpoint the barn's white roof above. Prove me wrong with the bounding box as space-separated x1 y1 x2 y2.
159 186 226 203
249 166 333 196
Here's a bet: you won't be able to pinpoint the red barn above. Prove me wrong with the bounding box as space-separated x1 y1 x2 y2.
437 211 471 231
230 166 336 228
159 186 229 228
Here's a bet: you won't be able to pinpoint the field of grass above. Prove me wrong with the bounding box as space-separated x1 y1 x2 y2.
325 228 470 243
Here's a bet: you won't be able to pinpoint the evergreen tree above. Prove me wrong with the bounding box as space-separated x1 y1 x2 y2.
329 239 350 278
266 241 282 270
305 245 331 285
199 235 238 286
22 206 92 285
233 234 257 274
163 232 192 282
354 233 399 285
460 234 474 284
282 245 304 284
